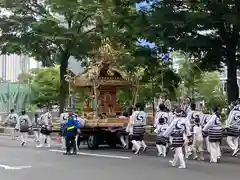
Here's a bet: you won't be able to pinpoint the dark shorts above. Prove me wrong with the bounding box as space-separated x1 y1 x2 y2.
20 127 29 133
225 127 240 137
156 136 168 145
130 134 144 141
9 123 16 128
20 130 29 133
40 128 52 135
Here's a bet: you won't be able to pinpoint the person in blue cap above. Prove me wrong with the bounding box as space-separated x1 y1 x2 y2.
64 110 81 155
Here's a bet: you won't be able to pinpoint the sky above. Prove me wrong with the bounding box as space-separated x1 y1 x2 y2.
136 1 157 48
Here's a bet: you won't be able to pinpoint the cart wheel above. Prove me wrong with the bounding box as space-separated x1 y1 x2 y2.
87 135 99 149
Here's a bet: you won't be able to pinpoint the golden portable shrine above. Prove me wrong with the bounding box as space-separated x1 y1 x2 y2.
73 61 134 126
71 39 136 149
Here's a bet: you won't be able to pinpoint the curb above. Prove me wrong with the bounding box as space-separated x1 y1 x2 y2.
0 133 233 152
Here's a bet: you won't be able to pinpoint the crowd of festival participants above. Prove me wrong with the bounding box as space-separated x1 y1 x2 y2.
3 96 240 169
3 107 82 155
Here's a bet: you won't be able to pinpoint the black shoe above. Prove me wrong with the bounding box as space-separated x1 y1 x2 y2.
63 152 71 155
72 151 77 155
21 142 25 146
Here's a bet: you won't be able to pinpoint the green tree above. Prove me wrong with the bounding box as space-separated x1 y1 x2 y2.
120 46 180 110
196 71 227 110
0 0 113 113
177 52 202 99
30 67 60 108
137 0 240 103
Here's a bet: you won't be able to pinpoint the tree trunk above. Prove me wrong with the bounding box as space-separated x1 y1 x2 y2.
59 53 70 114
226 47 239 104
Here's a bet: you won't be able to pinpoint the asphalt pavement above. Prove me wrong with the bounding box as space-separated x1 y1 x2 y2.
0 136 240 180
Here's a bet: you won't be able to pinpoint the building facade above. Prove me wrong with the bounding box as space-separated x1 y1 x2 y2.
0 54 30 82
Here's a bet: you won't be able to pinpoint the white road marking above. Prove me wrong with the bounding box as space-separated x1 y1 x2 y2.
49 149 132 160
0 164 32 170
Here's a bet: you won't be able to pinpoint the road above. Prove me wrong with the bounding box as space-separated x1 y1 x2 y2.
0 136 240 180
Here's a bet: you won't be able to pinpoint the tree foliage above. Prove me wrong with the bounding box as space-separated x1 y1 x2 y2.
0 0 115 113
196 71 227 111
137 0 240 103
0 0 185 111
176 56 227 110
118 45 180 108
30 67 60 107
176 52 202 98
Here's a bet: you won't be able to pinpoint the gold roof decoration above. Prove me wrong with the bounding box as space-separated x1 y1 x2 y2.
73 38 135 87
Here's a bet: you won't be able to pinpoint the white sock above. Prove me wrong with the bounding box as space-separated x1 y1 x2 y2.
131 140 140 151
141 140 147 148
162 145 166 157
156 144 162 155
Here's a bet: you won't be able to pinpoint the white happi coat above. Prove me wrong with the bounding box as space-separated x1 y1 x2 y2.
167 112 175 125
203 113 221 131
132 110 147 126
60 113 68 125
182 104 191 115
226 108 240 128
154 123 168 136
42 112 52 129
201 113 211 127
163 116 191 138
17 114 32 130
203 114 222 142
186 110 202 131
6 113 19 127
154 111 169 127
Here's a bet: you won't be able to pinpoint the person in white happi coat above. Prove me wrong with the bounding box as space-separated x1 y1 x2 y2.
17 110 32 146
33 106 43 142
116 111 129 148
185 103 202 158
161 95 172 112
5 109 19 140
155 117 168 157
163 108 191 169
37 109 52 148
128 103 147 154
59 112 69 149
192 117 204 160
75 112 86 149
32 113 41 142
167 108 175 125
225 104 240 156
182 97 191 115
154 104 169 128
201 112 211 152
203 106 222 163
